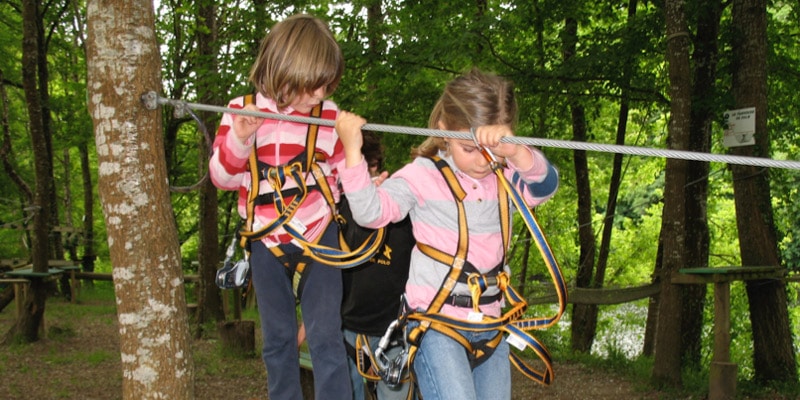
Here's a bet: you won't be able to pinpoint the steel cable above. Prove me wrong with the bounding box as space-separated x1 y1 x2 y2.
141 92 800 171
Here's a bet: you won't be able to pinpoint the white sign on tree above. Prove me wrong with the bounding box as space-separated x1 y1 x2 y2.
722 107 756 148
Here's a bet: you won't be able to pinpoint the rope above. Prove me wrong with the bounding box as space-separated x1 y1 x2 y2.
141 92 800 171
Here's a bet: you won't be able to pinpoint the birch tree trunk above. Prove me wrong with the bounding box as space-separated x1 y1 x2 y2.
86 1 194 398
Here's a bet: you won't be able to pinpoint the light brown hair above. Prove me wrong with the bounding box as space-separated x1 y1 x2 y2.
412 68 518 158
249 14 344 109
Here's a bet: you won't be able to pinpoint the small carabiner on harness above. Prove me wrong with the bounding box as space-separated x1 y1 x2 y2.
215 233 251 289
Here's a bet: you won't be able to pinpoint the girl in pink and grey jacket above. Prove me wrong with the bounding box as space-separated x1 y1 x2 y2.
334 69 559 400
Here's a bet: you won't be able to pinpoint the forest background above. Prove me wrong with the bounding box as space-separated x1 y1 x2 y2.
0 0 798 398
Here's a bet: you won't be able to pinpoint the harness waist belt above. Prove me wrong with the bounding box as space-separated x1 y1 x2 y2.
254 184 321 206
446 292 502 308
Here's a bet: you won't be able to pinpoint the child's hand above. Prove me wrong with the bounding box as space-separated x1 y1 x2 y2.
335 111 366 168
372 171 389 186
233 104 264 142
474 125 534 169
473 125 518 158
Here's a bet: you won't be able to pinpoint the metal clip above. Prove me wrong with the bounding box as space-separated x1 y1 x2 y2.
470 127 500 168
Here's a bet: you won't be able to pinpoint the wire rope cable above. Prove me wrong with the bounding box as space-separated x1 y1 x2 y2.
141 92 800 171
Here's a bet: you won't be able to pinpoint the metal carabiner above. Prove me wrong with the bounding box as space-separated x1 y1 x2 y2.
470 127 501 169
373 319 409 388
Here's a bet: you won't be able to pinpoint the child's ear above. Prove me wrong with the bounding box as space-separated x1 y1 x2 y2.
437 120 447 130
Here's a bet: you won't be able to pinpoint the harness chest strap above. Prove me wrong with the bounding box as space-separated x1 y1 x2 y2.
240 100 322 245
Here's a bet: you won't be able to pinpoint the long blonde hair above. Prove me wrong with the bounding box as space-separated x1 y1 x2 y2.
412 68 518 158
249 14 344 109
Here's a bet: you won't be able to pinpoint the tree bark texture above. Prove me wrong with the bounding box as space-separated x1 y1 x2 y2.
730 0 798 384
679 0 723 368
86 1 194 398
653 0 692 387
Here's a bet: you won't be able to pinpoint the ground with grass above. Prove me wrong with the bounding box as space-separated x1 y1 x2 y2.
0 283 790 400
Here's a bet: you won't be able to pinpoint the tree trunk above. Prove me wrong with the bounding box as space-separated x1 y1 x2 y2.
0 67 33 202
642 239 663 357
3 0 52 345
588 0 639 354
195 0 225 331
79 142 97 287
34 0 62 262
730 0 798 384
679 0 722 368
86 1 194 398
561 17 598 354
653 0 692 387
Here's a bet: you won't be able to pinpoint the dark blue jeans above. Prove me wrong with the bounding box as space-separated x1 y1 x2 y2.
250 223 352 400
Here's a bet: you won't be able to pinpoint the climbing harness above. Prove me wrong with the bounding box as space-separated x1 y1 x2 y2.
223 93 385 299
346 132 566 388
391 130 568 386
142 92 800 171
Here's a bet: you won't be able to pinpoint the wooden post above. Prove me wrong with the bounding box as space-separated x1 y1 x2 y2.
672 267 785 400
709 362 737 400
712 281 731 363
709 281 736 400
0 278 31 317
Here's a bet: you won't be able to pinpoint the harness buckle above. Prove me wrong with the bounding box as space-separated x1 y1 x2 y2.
448 294 473 308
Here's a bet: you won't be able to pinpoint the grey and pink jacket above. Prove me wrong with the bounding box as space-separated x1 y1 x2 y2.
338 147 558 320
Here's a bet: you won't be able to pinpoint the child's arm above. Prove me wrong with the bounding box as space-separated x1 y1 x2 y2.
209 101 262 190
334 111 367 168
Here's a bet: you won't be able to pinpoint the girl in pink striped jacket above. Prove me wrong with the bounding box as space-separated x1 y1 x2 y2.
209 14 351 400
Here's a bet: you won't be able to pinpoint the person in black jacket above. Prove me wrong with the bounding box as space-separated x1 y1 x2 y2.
340 131 415 400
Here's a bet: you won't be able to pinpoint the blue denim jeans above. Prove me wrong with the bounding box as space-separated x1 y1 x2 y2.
412 325 510 400
251 223 352 400
343 328 415 400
